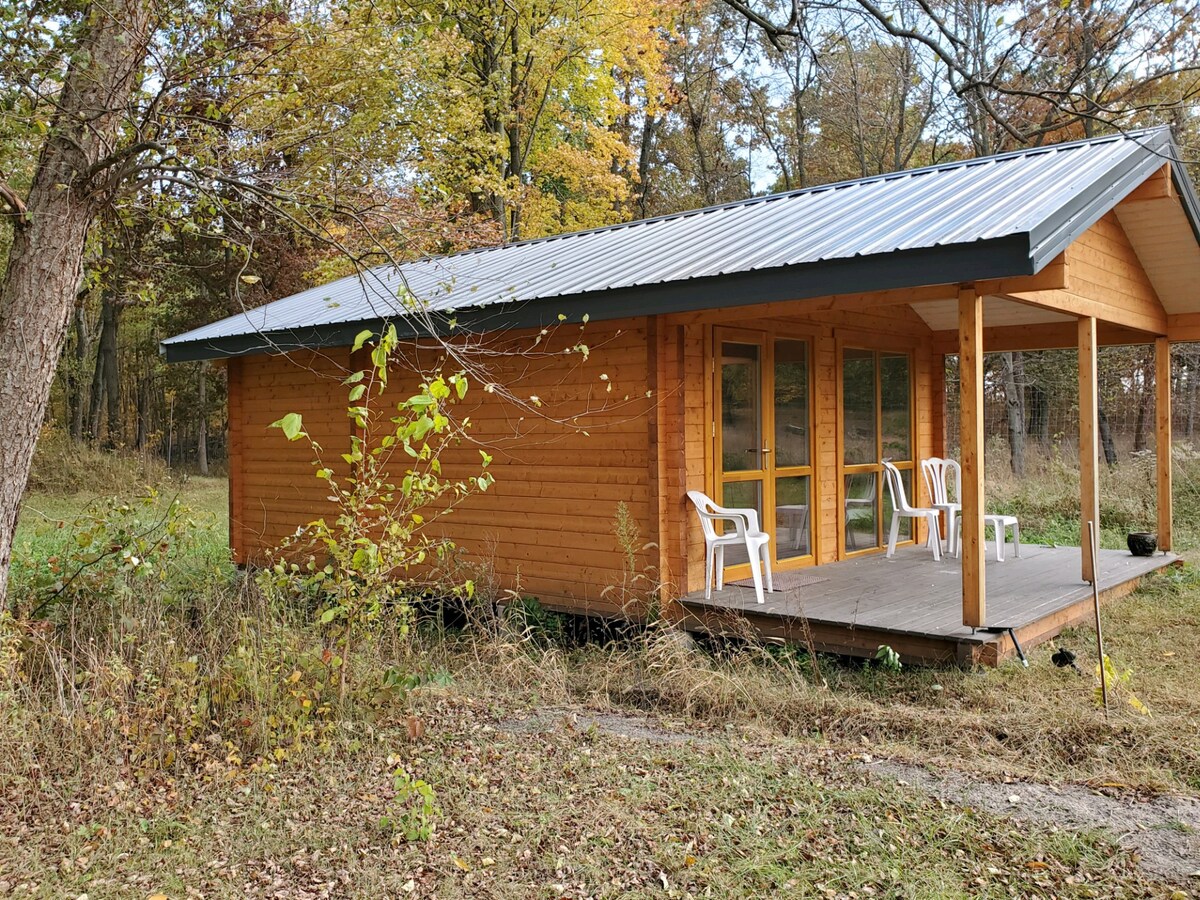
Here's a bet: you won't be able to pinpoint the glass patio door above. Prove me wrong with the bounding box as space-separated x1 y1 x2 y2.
840 347 913 555
715 328 813 572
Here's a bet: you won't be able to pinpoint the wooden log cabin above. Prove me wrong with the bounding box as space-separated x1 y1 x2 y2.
163 128 1200 665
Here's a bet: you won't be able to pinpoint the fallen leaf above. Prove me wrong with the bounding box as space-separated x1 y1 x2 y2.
406 716 425 741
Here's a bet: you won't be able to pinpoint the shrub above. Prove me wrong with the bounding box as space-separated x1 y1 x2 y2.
258 324 495 702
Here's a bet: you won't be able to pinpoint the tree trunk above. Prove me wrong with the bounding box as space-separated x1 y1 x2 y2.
1132 391 1150 453
1001 351 1025 475
87 289 121 445
135 372 150 451
1189 351 1197 439
0 0 155 609
1098 407 1118 468
1026 383 1049 447
197 362 209 475
636 112 658 219
1132 350 1153 453
69 298 90 442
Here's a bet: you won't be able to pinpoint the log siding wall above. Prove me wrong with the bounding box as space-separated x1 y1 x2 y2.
230 305 940 611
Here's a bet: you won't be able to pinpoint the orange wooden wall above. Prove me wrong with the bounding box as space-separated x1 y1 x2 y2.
1069 211 1163 314
227 306 944 613
229 349 353 563
229 321 660 615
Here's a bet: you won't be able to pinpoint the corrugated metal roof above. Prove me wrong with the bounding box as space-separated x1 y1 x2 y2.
163 127 1191 360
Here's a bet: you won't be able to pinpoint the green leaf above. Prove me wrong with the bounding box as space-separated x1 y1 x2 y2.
352 329 375 352
348 384 366 401
270 412 305 441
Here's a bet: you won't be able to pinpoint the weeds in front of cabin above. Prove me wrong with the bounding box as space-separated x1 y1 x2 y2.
5 462 1200 894
874 644 903 673
2 470 454 783
379 766 440 842
601 499 663 623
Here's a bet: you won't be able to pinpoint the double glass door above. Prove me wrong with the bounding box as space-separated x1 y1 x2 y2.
716 329 813 571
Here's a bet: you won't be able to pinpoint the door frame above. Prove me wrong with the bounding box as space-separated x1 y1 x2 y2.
711 324 818 578
835 334 918 559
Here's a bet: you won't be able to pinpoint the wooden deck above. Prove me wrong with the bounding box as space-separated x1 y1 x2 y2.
676 544 1177 666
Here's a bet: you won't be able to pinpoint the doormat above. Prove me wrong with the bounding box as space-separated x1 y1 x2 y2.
732 571 829 591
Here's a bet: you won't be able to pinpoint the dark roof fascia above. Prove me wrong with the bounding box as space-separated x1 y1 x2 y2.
1167 135 1200 247
161 233 1033 362
1026 128 1173 272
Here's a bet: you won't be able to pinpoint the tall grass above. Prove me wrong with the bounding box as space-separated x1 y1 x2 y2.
6 440 1199 798
983 440 1200 550
24 427 168 494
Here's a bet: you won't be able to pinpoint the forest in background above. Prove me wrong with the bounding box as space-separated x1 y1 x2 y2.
4 0 1200 473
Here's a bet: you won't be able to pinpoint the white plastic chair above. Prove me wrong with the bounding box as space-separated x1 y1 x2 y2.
921 457 961 555
881 461 942 561
686 490 774 604
953 513 1022 561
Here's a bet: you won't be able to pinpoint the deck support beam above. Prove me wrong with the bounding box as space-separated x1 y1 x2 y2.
1079 317 1100 583
958 286 986 627
1156 337 1173 551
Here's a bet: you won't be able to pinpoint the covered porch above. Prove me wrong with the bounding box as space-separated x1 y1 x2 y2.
676 543 1177 666
651 151 1198 652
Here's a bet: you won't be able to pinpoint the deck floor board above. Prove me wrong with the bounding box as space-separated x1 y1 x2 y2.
676 543 1174 664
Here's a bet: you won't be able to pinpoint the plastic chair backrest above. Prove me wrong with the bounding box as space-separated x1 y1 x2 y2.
944 459 961 503
882 460 913 514
686 490 722 542
922 458 945 505
922 457 961 506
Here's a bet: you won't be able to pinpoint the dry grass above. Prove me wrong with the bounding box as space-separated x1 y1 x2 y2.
24 428 169 495
4 468 1199 896
433 560 1200 796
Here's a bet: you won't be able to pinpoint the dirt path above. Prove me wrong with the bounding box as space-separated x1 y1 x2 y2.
503 706 1200 883
865 758 1200 883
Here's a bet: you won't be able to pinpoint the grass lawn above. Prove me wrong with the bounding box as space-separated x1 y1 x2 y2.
3 476 1199 897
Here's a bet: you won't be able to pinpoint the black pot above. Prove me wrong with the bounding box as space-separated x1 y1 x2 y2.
1127 532 1157 556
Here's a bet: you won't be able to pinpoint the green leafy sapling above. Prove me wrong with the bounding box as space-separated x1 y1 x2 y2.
262 324 494 701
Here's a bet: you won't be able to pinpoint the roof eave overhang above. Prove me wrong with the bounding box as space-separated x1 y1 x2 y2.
160 234 1033 362
1027 127 1176 270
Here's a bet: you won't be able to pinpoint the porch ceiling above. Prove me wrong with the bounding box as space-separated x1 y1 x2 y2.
1116 196 1200 316
911 294 1076 332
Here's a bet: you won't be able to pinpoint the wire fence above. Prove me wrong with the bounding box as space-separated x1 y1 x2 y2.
944 343 1200 474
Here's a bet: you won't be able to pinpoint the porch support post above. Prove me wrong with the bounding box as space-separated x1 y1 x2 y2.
1156 336 1173 551
1078 317 1100 583
958 286 985 628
